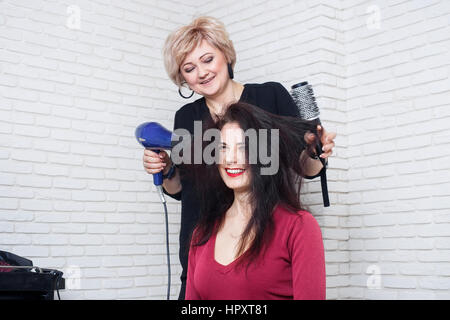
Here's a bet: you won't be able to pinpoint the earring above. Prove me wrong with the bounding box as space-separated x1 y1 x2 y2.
227 63 234 79
178 82 194 99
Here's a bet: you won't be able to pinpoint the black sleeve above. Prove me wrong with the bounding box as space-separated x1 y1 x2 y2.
162 109 182 201
274 82 300 117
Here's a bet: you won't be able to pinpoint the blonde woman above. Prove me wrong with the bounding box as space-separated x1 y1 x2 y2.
142 16 335 299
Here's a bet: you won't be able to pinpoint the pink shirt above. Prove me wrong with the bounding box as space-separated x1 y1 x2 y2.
186 205 326 300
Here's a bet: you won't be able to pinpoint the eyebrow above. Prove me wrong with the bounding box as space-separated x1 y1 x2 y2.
219 142 245 146
182 52 213 68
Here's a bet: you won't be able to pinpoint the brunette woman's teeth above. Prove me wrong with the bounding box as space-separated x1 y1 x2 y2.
225 168 245 174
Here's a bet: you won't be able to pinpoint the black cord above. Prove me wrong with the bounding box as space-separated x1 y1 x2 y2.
162 201 171 300
56 274 61 300
52 271 61 300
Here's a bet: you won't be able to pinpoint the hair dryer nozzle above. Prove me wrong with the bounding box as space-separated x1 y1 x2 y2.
135 122 174 187
135 122 173 150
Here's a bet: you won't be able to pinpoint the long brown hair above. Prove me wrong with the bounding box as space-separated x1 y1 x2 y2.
190 102 320 269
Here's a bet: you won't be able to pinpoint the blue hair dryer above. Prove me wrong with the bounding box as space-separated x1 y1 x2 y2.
135 122 174 202
135 122 175 298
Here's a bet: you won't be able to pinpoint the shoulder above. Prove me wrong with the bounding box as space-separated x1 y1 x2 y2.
173 97 206 129
273 205 321 235
243 82 298 117
272 205 323 255
245 81 287 93
175 97 204 117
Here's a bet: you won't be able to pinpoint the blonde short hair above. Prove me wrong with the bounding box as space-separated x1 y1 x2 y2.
163 16 236 87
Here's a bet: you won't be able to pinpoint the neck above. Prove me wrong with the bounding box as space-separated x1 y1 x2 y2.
228 189 252 220
205 80 242 117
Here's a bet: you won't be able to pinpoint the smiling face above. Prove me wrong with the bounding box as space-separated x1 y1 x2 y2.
180 39 231 98
218 122 251 193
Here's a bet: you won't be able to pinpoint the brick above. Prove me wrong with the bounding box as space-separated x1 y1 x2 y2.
72 190 106 202
87 224 119 234
11 246 49 258
399 263 435 276
35 212 71 223
58 61 92 76
17 175 52 188
85 202 116 213
85 156 117 169
103 235 134 245
52 223 86 234
103 256 133 267
365 239 397 251
119 224 149 234
398 291 436 300
71 167 104 179
0 233 32 245
419 277 450 290
15 223 50 233
88 180 120 191
14 125 50 138
53 106 87 120
34 164 69 176
322 228 349 240
104 278 134 289
106 191 136 202
117 288 148 299
381 226 418 238
66 257 102 268
0 74 18 87
382 276 417 289
69 234 103 246
418 251 450 262
0 186 34 198
0 222 14 233
418 224 450 237
32 234 69 245
71 212 105 223
435 264 450 276
20 199 53 211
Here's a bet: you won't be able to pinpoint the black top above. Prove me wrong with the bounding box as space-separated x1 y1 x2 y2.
163 82 300 299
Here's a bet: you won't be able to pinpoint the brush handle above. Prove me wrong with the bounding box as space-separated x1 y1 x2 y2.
315 143 330 207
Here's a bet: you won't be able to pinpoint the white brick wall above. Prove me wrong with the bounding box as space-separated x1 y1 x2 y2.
1 0 449 300
202 0 450 300
0 0 196 300
342 0 450 299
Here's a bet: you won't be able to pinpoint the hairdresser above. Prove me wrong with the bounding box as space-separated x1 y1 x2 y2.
142 16 336 299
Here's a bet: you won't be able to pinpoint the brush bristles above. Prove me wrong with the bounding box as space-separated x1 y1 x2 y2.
291 83 320 121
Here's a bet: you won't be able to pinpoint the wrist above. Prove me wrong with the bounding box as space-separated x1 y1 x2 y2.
162 158 173 175
162 163 176 180
162 164 171 175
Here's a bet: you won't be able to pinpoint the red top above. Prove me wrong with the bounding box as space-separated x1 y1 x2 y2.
186 205 326 300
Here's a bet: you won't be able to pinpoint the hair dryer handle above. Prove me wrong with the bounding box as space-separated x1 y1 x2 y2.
151 149 163 186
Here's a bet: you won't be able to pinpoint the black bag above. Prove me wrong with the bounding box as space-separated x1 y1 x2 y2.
0 250 65 300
